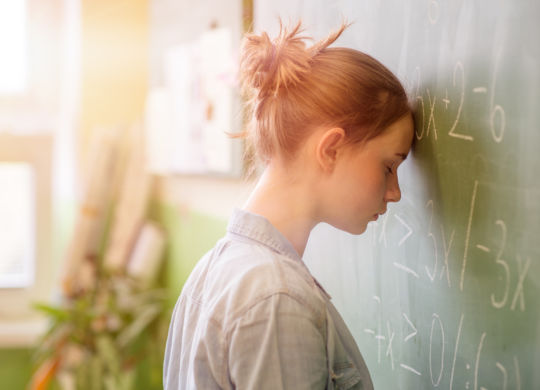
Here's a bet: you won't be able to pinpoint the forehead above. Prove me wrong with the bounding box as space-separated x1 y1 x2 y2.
369 115 414 151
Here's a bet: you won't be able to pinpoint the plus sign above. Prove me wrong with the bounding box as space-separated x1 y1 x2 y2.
442 88 450 109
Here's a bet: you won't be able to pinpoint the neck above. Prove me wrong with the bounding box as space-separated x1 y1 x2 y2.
243 162 319 257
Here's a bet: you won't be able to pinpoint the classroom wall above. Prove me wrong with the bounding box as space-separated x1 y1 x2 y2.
0 0 151 387
148 0 254 294
79 0 149 169
0 0 254 387
149 197 228 302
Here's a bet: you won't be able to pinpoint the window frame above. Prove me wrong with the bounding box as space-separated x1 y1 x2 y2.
0 134 53 347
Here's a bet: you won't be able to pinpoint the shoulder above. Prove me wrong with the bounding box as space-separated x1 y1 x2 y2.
197 237 327 331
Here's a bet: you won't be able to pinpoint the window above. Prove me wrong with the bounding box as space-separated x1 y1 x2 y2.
0 0 78 346
0 135 52 347
0 1 27 94
0 163 35 288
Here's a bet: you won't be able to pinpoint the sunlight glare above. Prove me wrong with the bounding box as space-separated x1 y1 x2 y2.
0 1 27 94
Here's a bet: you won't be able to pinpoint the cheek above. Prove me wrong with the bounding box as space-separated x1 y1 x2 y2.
346 171 385 216
364 169 387 199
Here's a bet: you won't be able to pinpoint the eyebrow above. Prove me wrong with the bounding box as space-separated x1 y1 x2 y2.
395 153 408 161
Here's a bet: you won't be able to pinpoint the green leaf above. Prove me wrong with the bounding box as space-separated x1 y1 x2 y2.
90 355 103 390
32 302 71 321
96 335 120 376
116 304 162 348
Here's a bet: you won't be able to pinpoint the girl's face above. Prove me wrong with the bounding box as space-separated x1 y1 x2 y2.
325 114 414 234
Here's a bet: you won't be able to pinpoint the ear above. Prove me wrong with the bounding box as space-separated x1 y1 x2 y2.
315 127 347 172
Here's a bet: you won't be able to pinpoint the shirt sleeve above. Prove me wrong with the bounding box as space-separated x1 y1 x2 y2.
227 292 328 390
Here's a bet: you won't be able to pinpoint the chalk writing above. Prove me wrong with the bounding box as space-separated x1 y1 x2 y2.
448 62 472 141
429 313 445 386
460 179 479 291
490 220 510 309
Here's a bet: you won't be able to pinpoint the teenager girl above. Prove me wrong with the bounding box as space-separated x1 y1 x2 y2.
164 21 414 390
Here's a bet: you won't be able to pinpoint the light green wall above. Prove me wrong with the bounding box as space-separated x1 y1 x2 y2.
0 349 33 389
0 199 227 389
148 200 228 304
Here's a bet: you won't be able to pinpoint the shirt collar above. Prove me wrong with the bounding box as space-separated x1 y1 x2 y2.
226 208 332 299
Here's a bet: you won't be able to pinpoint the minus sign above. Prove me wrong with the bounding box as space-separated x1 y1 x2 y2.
476 244 491 253
473 87 487 93
400 363 422 376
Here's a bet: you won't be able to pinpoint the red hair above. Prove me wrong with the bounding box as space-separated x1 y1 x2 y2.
238 21 411 163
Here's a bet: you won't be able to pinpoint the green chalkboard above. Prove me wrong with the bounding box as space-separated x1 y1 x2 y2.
256 0 540 388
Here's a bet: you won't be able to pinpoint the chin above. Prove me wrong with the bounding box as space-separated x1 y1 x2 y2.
334 221 368 235
349 225 368 235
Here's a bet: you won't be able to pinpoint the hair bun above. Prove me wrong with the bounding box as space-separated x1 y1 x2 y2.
239 21 315 99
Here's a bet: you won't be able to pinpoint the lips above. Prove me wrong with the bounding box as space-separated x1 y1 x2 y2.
373 210 386 220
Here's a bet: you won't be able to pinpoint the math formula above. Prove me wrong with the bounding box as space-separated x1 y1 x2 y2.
356 58 536 388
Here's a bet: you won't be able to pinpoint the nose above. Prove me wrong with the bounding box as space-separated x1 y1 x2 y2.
384 174 401 203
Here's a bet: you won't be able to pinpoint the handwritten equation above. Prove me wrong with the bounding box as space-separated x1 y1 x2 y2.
358 55 536 388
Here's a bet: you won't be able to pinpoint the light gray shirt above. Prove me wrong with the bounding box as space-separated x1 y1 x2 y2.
163 208 373 390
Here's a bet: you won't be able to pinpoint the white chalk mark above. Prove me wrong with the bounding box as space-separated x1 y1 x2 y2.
386 321 395 370
489 46 505 143
375 335 386 340
460 180 478 291
400 363 422 376
415 95 426 140
429 314 445 386
442 88 450 109
473 87 487 93
393 262 420 278
513 356 521 390
425 200 438 282
476 244 491 253
394 214 413 246
364 328 375 335
449 313 464 390
440 224 454 287
490 104 506 143
491 220 509 309
448 61 473 141
426 88 438 140
510 255 530 311
474 332 487 390
402 313 417 342
373 295 381 303
496 362 507 390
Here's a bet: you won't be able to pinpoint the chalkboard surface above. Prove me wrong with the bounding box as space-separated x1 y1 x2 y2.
256 1 540 388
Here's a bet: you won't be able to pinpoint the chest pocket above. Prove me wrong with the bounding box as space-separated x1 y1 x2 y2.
330 361 363 389
330 360 364 389
324 302 370 390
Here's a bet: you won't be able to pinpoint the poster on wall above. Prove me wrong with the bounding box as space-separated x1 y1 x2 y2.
145 27 241 176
